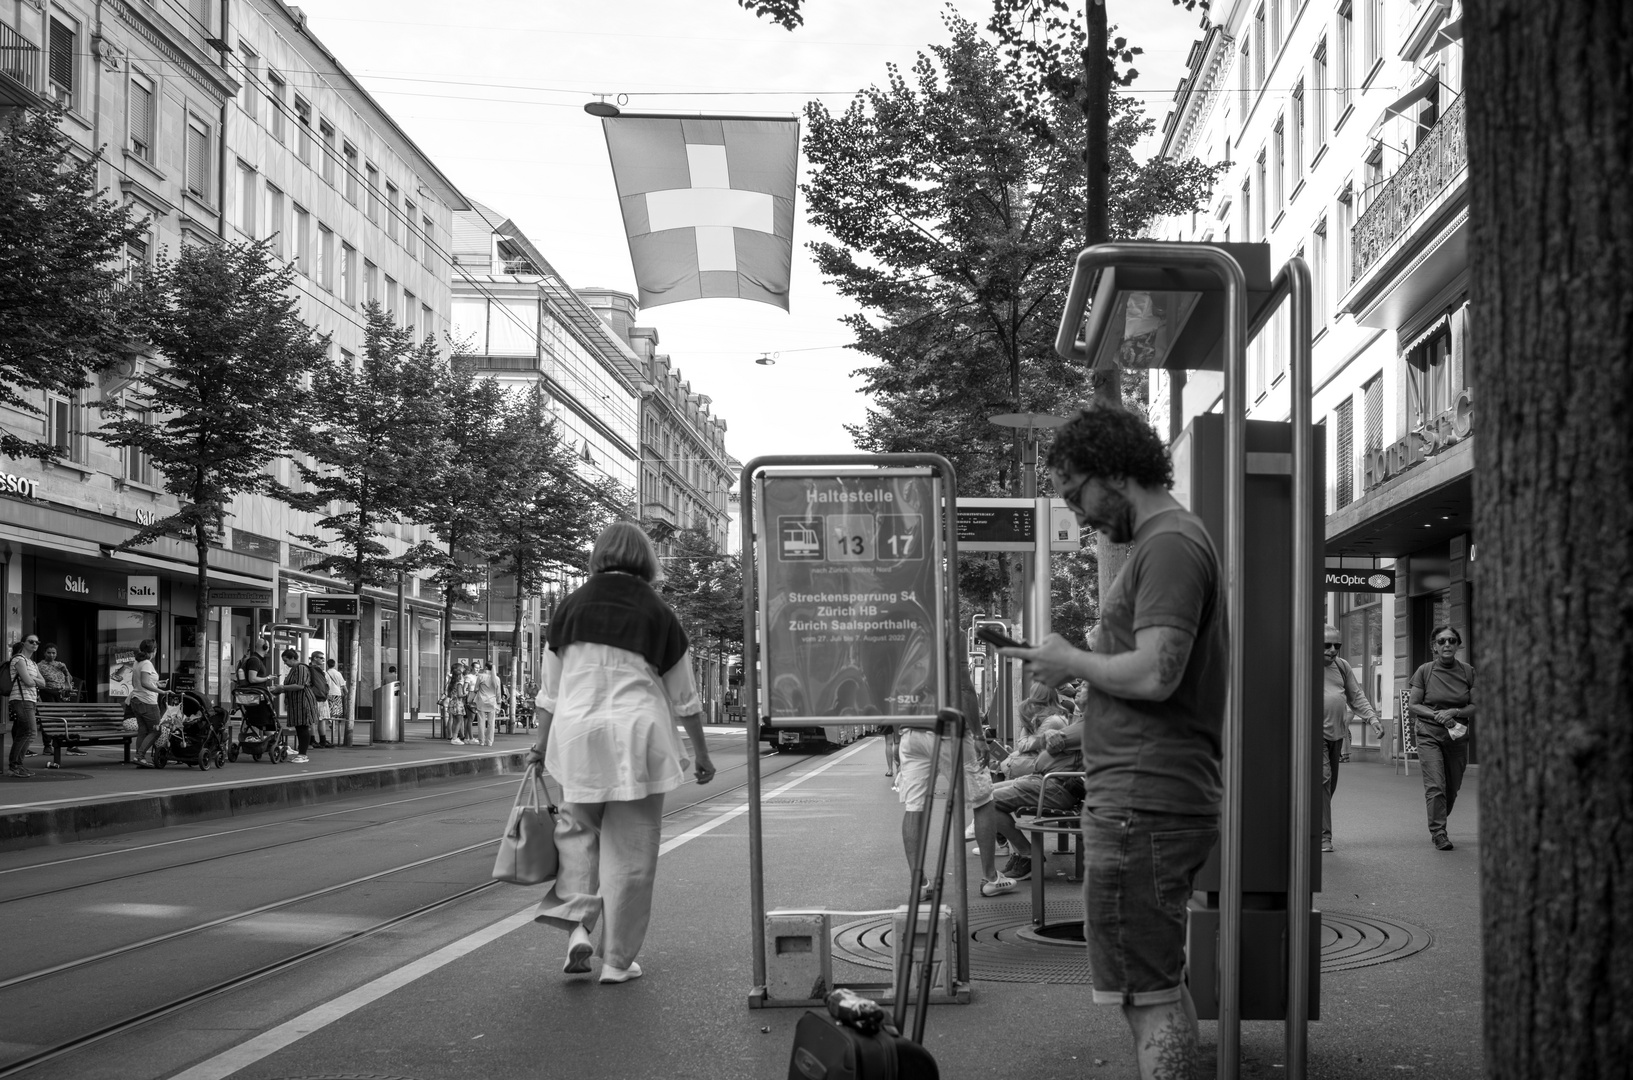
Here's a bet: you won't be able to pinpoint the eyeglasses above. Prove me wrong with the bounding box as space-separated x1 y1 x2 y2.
1059 474 1092 511
23 639 39 646
1322 643 1342 651
1434 637 1460 646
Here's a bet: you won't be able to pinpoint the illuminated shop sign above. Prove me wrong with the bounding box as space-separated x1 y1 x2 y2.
1 469 40 499
1361 388 1473 492
1323 568 1396 593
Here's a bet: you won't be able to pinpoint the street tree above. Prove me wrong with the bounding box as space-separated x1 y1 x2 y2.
101 240 328 697
659 526 744 720
485 387 619 712
0 104 148 461
284 302 447 739
1466 3 1633 1075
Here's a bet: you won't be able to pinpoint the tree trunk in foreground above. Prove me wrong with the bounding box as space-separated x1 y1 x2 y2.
1467 3 1633 1075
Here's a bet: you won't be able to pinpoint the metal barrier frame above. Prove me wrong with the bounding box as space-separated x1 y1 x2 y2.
740 453 969 1007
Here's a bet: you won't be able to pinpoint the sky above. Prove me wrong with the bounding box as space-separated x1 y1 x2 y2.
294 0 1206 464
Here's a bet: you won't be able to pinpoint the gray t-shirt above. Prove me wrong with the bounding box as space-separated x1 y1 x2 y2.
1081 508 1226 816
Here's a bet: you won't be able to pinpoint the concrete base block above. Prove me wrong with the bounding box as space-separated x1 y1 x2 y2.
765 910 833 1002
892 903 955 999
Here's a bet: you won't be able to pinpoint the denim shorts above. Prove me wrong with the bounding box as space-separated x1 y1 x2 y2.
1081 805 1219 1006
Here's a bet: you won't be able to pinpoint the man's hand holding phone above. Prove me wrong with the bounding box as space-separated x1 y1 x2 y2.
974 624 1029 651
997 632 1085 690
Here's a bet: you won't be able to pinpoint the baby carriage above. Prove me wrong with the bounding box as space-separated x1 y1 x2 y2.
227 682 288 764
149 690 229 770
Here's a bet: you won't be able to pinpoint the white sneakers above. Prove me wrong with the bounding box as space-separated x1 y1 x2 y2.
599 961 642 984
450 737 464 745
563 925 593 974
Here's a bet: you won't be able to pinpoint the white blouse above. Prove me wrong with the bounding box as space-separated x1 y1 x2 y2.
538 641 702 804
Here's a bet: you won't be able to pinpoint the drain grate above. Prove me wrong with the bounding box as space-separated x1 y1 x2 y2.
832 903 1433 985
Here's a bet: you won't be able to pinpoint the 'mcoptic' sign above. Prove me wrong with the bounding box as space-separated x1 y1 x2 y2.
1323 568 1396 593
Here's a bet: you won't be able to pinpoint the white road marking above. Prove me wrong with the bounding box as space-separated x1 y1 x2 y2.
165 738 875 1080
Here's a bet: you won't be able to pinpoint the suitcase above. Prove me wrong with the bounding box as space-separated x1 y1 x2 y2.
786 708 966 1080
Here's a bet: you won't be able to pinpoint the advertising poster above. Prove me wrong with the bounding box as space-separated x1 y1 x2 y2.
759 471 943 723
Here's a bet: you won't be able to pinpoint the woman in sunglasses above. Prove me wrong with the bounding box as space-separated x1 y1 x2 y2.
1407 625 1476 850
1320 626 1381 852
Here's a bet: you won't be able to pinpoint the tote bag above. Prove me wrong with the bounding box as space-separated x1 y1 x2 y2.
492 767 559 885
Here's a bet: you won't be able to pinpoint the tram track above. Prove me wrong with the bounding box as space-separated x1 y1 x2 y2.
0 741 805 1079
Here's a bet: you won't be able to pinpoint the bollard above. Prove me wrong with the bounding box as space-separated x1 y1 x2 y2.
765 911 832 1002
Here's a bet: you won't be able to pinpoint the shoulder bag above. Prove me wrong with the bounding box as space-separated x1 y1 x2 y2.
492 767 560 885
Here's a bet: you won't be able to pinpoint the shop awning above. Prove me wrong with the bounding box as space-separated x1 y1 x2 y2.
1428 17 1462 53
1400 313 1452 358
102 548 273 588
1383 74 1438 121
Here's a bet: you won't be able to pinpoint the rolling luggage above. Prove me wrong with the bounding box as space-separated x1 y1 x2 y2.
787 708 966 1080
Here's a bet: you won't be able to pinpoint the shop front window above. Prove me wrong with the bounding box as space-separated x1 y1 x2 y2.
100 609 158 701
1336 589 1386 747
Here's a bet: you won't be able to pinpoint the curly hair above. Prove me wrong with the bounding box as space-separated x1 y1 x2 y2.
1044 406 1173 489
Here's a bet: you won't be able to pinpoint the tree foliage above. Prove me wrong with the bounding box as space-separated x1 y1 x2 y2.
660 526 744 658
100 240 328 695
0 104 148 460
735 0 804 30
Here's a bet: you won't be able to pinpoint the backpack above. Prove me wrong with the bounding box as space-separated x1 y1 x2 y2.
308 661 327 692
0 656 12 697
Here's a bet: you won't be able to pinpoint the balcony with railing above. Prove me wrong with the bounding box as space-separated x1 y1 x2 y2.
0 21 44 107
1350 94 1467 285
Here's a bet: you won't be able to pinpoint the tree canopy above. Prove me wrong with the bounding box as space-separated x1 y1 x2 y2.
0 104 148 460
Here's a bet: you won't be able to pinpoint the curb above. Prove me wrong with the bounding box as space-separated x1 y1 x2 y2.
0 751 532 851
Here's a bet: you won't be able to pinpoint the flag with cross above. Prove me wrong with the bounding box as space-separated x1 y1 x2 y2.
600 115 799 311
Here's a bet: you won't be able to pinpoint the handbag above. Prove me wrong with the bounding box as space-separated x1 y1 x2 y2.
492 767 559 885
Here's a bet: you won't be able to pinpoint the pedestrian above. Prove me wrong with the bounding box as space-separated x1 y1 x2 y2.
129 639 164 768
880 723 900 782
237 638 271 687
1319 626 1381 852
308 650 332 748
1408 625 1475 851
33 643 88 756
524 520 716 985
269 647 320 763
472 660 502 746
324 659 347 743
7 636 43 777
444 661 469 744
1001 406 1226 1080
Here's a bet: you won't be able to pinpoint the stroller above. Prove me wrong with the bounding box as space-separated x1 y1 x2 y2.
150 690 229 770
227 682 288 764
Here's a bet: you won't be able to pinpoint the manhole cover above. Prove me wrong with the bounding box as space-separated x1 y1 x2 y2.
6 770 91 782
832 904 1432 984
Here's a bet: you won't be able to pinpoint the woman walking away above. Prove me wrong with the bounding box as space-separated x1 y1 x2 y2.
269 647 321 763
129 639 163 768
473 661 502 746
1319 625 1381 852
7 636 42 777
524 521 716 984
1408 625 1476 850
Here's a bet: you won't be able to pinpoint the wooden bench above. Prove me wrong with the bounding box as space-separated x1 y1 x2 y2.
35 702 134 767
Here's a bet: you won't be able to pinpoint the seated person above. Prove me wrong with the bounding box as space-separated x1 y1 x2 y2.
975 683 1090 882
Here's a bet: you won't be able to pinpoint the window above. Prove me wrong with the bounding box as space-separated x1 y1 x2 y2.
1362 372 1383 452
365 164 380 222
421 215 435 262
403 199 417 258
294 96 312 165
188 0 212 33
1254 150 1266 239
1272 118 1285 217
1253 6 1266 87
1334 396 1354 500
364 260 378 303
124 410 153 486
124 229 149 281
1240 177 1252 241
238 44 257 121
1238 39 1252 125
404 290 417 339
317 224 334 291
46 392 80 462
1312 217 1329 326
1311 42 1329 149
1269 0 1283 56
1362 0 1384 73
343 144 359 204
1336 184 1355 294
268 71 286 142
1362 145 1384 215
265 183 285 259
48 15 74 107
1291 81 1305 188
128 73 156 163
1406 323 1457 429
185 114 212 202
294 204 310 275
1336 1 1354 118
385 183 399 241
340 348 355 369
340 242 356 304
421 303 433 344
385 275 398 321
236 162 256 237
319 119 336 185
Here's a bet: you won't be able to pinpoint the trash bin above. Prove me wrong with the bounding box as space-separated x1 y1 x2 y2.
372 681 403 743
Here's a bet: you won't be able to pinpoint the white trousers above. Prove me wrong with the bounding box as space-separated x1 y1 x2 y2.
533 792 665 969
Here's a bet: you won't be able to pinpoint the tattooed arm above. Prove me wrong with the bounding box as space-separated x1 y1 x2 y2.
1002 625 1195 703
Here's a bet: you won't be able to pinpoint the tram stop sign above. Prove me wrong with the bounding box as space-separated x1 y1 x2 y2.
758 471 945 724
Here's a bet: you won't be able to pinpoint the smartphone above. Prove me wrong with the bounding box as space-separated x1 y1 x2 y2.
974 624 1030 650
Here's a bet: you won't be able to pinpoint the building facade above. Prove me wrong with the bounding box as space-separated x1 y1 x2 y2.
0 0 469 717
1154 0 1470 752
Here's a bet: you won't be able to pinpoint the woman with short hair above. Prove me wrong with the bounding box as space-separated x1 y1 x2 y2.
1408 625 1475 850
130 639 163 768
525 520 715 984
